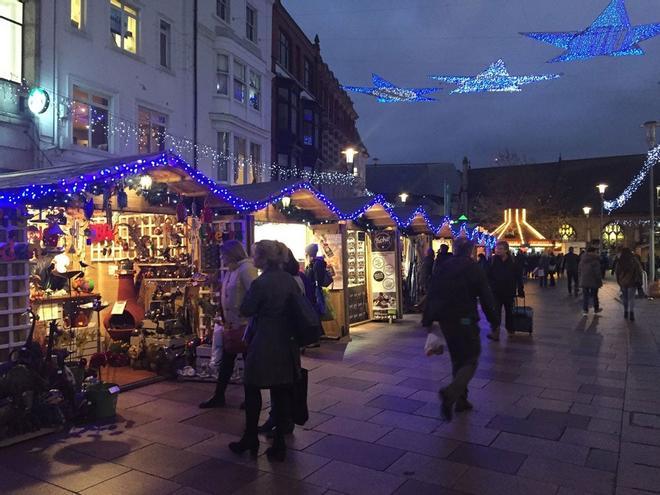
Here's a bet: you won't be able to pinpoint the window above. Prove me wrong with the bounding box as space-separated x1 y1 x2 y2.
558 224 576 241
245 4 256 42
0 0 22 83
303 58 313 90
110 0 138 54
159 20 171 68
216 53 229 95
216 0 229 22
233 60 245 103
248 142 261 183
71 0 84 30
72 85 110 150
138 107 167 153
602 223 624 248
248 70 260 110
303 108 315 146
217 131 229 182
233 136 247 184
657 186 660 208
278 31 290 71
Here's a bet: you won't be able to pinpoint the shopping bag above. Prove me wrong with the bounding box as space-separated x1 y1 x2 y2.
511 297 533 333
424 329 445 356
222 323 248 354
289 293 323 346
292 368 309 425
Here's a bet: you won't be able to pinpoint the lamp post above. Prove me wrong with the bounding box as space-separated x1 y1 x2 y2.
399 192 409 204
583 206 592 244
596 184 608 252
643 121 657 284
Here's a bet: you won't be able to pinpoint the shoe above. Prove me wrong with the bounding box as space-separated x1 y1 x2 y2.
486 331 500 342
265 444 286 462
624 311 628 320
258 417 276 435
229 435 259 456
455 398 474 413
629 312 635 322
199 395 226 409
264 423 295 438
594 308 603 314
438 389 454 422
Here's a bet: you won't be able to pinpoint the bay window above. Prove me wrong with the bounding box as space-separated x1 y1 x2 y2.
217 131 229 182
248 142 261 183
233 60 246 103
138 107 167 153
0 0 23 83
248 70 260 110
233 136 247 185
246 4 257 42
72 85 110 151
216 53 229 95
110 0 138 54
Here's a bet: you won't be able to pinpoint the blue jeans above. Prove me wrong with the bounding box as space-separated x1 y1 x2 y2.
582 287 599 312
621 287 636 312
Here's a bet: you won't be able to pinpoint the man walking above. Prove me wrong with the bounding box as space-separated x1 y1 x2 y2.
562 247 580 296
486 240 524 342
422 238 496 421
580 247 603 316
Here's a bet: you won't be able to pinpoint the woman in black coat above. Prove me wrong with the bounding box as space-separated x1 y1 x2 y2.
229 240 301 462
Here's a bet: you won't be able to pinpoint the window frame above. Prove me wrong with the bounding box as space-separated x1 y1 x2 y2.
0 0 23 83
216 0 230 23
278 31 290 71
137 106 168 154
159 19 171 68
248 142 261 183
110 0 139 55
233 134 247 185
71 85 111 152
71 0 85 30
216 52 229 96
217 131 230 182
248 69 261 111
245 3 257 43
233 59 246 103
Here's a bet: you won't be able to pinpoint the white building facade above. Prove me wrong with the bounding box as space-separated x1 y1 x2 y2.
0 0 272 184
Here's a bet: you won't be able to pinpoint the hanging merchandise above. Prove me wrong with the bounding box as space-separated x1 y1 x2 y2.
176 201 187 223
116 187 128 210
430 59 560 94
342 74 439 103
521 0 660 63
43 222 65 248
84 197 95 220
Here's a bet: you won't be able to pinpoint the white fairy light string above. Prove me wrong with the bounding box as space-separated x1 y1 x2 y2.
603 144 660 212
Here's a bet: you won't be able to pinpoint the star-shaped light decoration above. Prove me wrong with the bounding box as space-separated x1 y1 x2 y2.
342 74 439 102
429 59 561 94
521 0 660 62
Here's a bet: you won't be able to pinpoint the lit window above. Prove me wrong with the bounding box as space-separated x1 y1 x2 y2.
72 85 110 151
279 31 290 71
71 0 84 30
246 4 257 42
159 20 171 68
233 60 245 103
216 53 228 95
303 109 314 146
216 0 229 22
217 131 230 182
248 70 260 110
602 223 624 247
248 142 261 183
110 0 138 54
0 0 23 83
558 224 576 241
138 107 167 154
233 135 247 184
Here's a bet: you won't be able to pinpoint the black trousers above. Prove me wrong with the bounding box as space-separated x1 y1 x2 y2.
244 384 293 441
214 350 238 397
566 270 579 294
492 294 513 331
440 321 481 402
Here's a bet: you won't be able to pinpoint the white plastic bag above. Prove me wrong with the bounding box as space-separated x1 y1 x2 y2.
424 329 445 357
210 321 224 367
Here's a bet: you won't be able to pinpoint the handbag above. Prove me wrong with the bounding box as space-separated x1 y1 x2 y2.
289 293 323 346
291 368 309 425
222 323 248 354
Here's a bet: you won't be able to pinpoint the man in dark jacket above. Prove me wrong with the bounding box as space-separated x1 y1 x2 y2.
433 244 453 275
562 247 580 296
486 241 524 342
580 247 603 315
423 238 496 421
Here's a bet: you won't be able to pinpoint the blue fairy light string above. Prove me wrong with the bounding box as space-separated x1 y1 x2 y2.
342 74 439 103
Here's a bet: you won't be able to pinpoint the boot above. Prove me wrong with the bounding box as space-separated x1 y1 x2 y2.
455 397 474 413
629 312 635 322
229 433 259 457
199 394 225 409
258 416 276 434
624 310 628 320
438 388 454 422
265 433 286 462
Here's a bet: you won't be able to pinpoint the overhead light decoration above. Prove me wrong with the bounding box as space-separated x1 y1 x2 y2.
520 0 660 63
430 59 560 94
27 87 50 114
342 74 439 103
399 192 409 204
280 196 291 209
604 144 660 211
139 174 153 190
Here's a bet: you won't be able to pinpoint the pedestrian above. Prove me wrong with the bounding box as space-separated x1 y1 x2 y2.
304 243 331 346
562 247 580 296
199 240 257 409
422 237 496 421
634 253 647 297
615 247 643 321
515 250 528 278
229 240 301 461
433 243 453 275
486 240 524 342
600 251 609 279
538 250 550 287
421 248 435 292
477 253 488 271
555 252 564 279
579 247 603 316
547 252 557 287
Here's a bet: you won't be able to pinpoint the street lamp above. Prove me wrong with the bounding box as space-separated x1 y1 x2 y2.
642 121 657 284
596 184 608 252
399 192 409 204
342 147 358 164
583 206 592 244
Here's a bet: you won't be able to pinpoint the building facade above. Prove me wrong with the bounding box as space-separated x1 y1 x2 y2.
0 0 272 185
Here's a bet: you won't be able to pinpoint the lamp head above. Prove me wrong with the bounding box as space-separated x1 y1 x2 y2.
342 147 358 164
582 206 592 216
596 183 608 195
399 192 409 204
281 196 291 209
139 175 153 190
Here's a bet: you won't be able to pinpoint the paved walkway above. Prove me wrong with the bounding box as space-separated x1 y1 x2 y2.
1 278 660 495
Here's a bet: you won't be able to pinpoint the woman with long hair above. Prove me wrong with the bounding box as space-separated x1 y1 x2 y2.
615 247 643 321
229 240 300 461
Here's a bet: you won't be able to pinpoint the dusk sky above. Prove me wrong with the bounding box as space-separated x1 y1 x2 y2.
282 0 660 167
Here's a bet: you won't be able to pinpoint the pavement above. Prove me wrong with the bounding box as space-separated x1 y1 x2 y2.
1 277 660 495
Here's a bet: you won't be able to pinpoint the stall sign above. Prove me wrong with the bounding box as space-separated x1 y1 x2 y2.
370 231 397 320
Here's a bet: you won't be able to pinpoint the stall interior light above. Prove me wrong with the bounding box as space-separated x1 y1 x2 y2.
139 175 153 190
399 192 409 204
342 148 358 164
281 196 291 208
353 166 359 177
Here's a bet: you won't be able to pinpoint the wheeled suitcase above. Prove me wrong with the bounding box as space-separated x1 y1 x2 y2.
511 297 533 333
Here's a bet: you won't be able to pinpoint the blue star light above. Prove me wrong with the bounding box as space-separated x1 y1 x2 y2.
429 59 560 94
342 74 439 102
521 0 660 62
